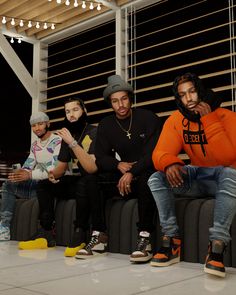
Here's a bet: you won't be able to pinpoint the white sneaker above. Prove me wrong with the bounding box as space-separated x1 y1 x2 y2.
75 231 108 259
130 232 152 263
0 222 10 241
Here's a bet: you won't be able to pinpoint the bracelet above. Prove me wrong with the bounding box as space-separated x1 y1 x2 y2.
69 139 78 148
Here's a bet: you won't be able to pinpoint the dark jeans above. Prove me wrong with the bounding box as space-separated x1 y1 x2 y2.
97 171 156 233
37 171 156 234
36 175 101 231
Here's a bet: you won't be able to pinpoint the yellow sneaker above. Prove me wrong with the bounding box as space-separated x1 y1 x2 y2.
18 228 56 250
64 228 86 257
64 243 86 257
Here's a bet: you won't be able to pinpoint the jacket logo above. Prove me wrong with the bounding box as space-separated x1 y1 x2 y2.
183 130 208 144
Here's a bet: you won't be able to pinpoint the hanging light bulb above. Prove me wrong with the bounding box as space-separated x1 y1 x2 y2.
82 1 86 9
89 2 94 10
97 3 101 11
2 16 7 24
19 19 24 27
18 38 22 44
56 0 62 3
28 20 32 28
36 22 40 29
11 18 15 26
10 37 14 43
43 22 48 29
74 0 78 7
65 0 70 5
51 23 55 30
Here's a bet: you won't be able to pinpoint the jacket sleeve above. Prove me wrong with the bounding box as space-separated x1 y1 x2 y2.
95 122 119 171
201 109 236 167
23 137 62 180
129 113 162 176
152 116 184 172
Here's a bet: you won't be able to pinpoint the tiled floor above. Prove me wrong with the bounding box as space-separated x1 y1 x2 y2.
0 241 236 295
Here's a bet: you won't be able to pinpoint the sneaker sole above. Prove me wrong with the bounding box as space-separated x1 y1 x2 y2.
150 256 180 267
75 251 107 259
204 265 226 278
130 254 153 263
0 237 10 241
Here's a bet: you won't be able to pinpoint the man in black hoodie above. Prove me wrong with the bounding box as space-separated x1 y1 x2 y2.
18 97 101 257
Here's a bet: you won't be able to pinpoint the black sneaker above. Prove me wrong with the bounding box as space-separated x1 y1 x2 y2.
75 231 108 259
151 236 181 267
18 228 56 250
130 232 152 263
204 240 226 278
64 228 86 257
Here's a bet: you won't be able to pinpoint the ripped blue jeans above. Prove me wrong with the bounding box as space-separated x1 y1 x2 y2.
148 165 236 244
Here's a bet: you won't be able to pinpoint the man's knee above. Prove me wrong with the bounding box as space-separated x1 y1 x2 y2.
148 171 166 191
2 180 16 193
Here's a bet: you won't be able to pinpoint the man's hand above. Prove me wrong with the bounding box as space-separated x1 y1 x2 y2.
117 161 136 174
117 172 133 196
55 128 74 145
193 102 211 117
48 171 60 184
165 164 187 188
8 169 31 182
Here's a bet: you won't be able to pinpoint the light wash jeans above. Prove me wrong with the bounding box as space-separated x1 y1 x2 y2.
148 165 236 245
0 179 38 227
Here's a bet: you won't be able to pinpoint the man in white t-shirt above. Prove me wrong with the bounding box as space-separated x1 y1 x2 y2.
0 111 62 240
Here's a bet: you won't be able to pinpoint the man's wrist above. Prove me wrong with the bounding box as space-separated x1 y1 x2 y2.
69 139 78 148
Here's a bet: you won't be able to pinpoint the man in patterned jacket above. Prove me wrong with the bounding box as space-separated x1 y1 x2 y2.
0 111 61 240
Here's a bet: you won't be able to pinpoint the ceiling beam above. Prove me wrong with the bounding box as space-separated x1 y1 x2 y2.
0 32 37 98
95 0 119 10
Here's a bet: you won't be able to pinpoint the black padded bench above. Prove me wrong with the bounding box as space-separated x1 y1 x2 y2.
2 197 236 267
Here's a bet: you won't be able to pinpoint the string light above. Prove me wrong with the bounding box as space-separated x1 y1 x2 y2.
8 36 23 44
1 15 60 30
49 0 103 11
2 16 6 24
10 18 15 26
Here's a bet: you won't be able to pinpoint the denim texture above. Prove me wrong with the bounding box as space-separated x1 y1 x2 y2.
0 179 38 227
148 165 236 244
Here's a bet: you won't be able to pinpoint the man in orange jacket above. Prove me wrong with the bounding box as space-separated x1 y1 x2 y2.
148 72 236 278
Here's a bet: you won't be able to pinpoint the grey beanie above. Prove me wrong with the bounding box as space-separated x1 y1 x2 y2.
103 75 133 102
30 111 49 125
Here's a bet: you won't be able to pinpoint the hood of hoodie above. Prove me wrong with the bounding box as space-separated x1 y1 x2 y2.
173 73 222 122
173 73 223 156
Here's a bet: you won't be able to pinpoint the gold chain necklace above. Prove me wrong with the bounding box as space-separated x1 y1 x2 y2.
115 110 132 140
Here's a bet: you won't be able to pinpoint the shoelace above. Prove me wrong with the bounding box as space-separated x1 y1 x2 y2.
136 237 149 251
85 235 99 250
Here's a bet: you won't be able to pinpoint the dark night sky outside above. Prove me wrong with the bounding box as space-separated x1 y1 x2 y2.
0 40 33 163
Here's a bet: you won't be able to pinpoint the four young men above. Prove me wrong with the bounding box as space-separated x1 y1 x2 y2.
2 73 236 278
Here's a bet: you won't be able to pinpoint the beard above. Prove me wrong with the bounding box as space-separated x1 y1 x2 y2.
37 125 49 138
62 112 88 137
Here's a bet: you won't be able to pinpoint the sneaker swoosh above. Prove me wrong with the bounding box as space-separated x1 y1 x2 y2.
172 247 180 256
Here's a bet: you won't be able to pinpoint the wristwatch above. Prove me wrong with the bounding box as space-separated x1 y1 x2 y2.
69 139 78 148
